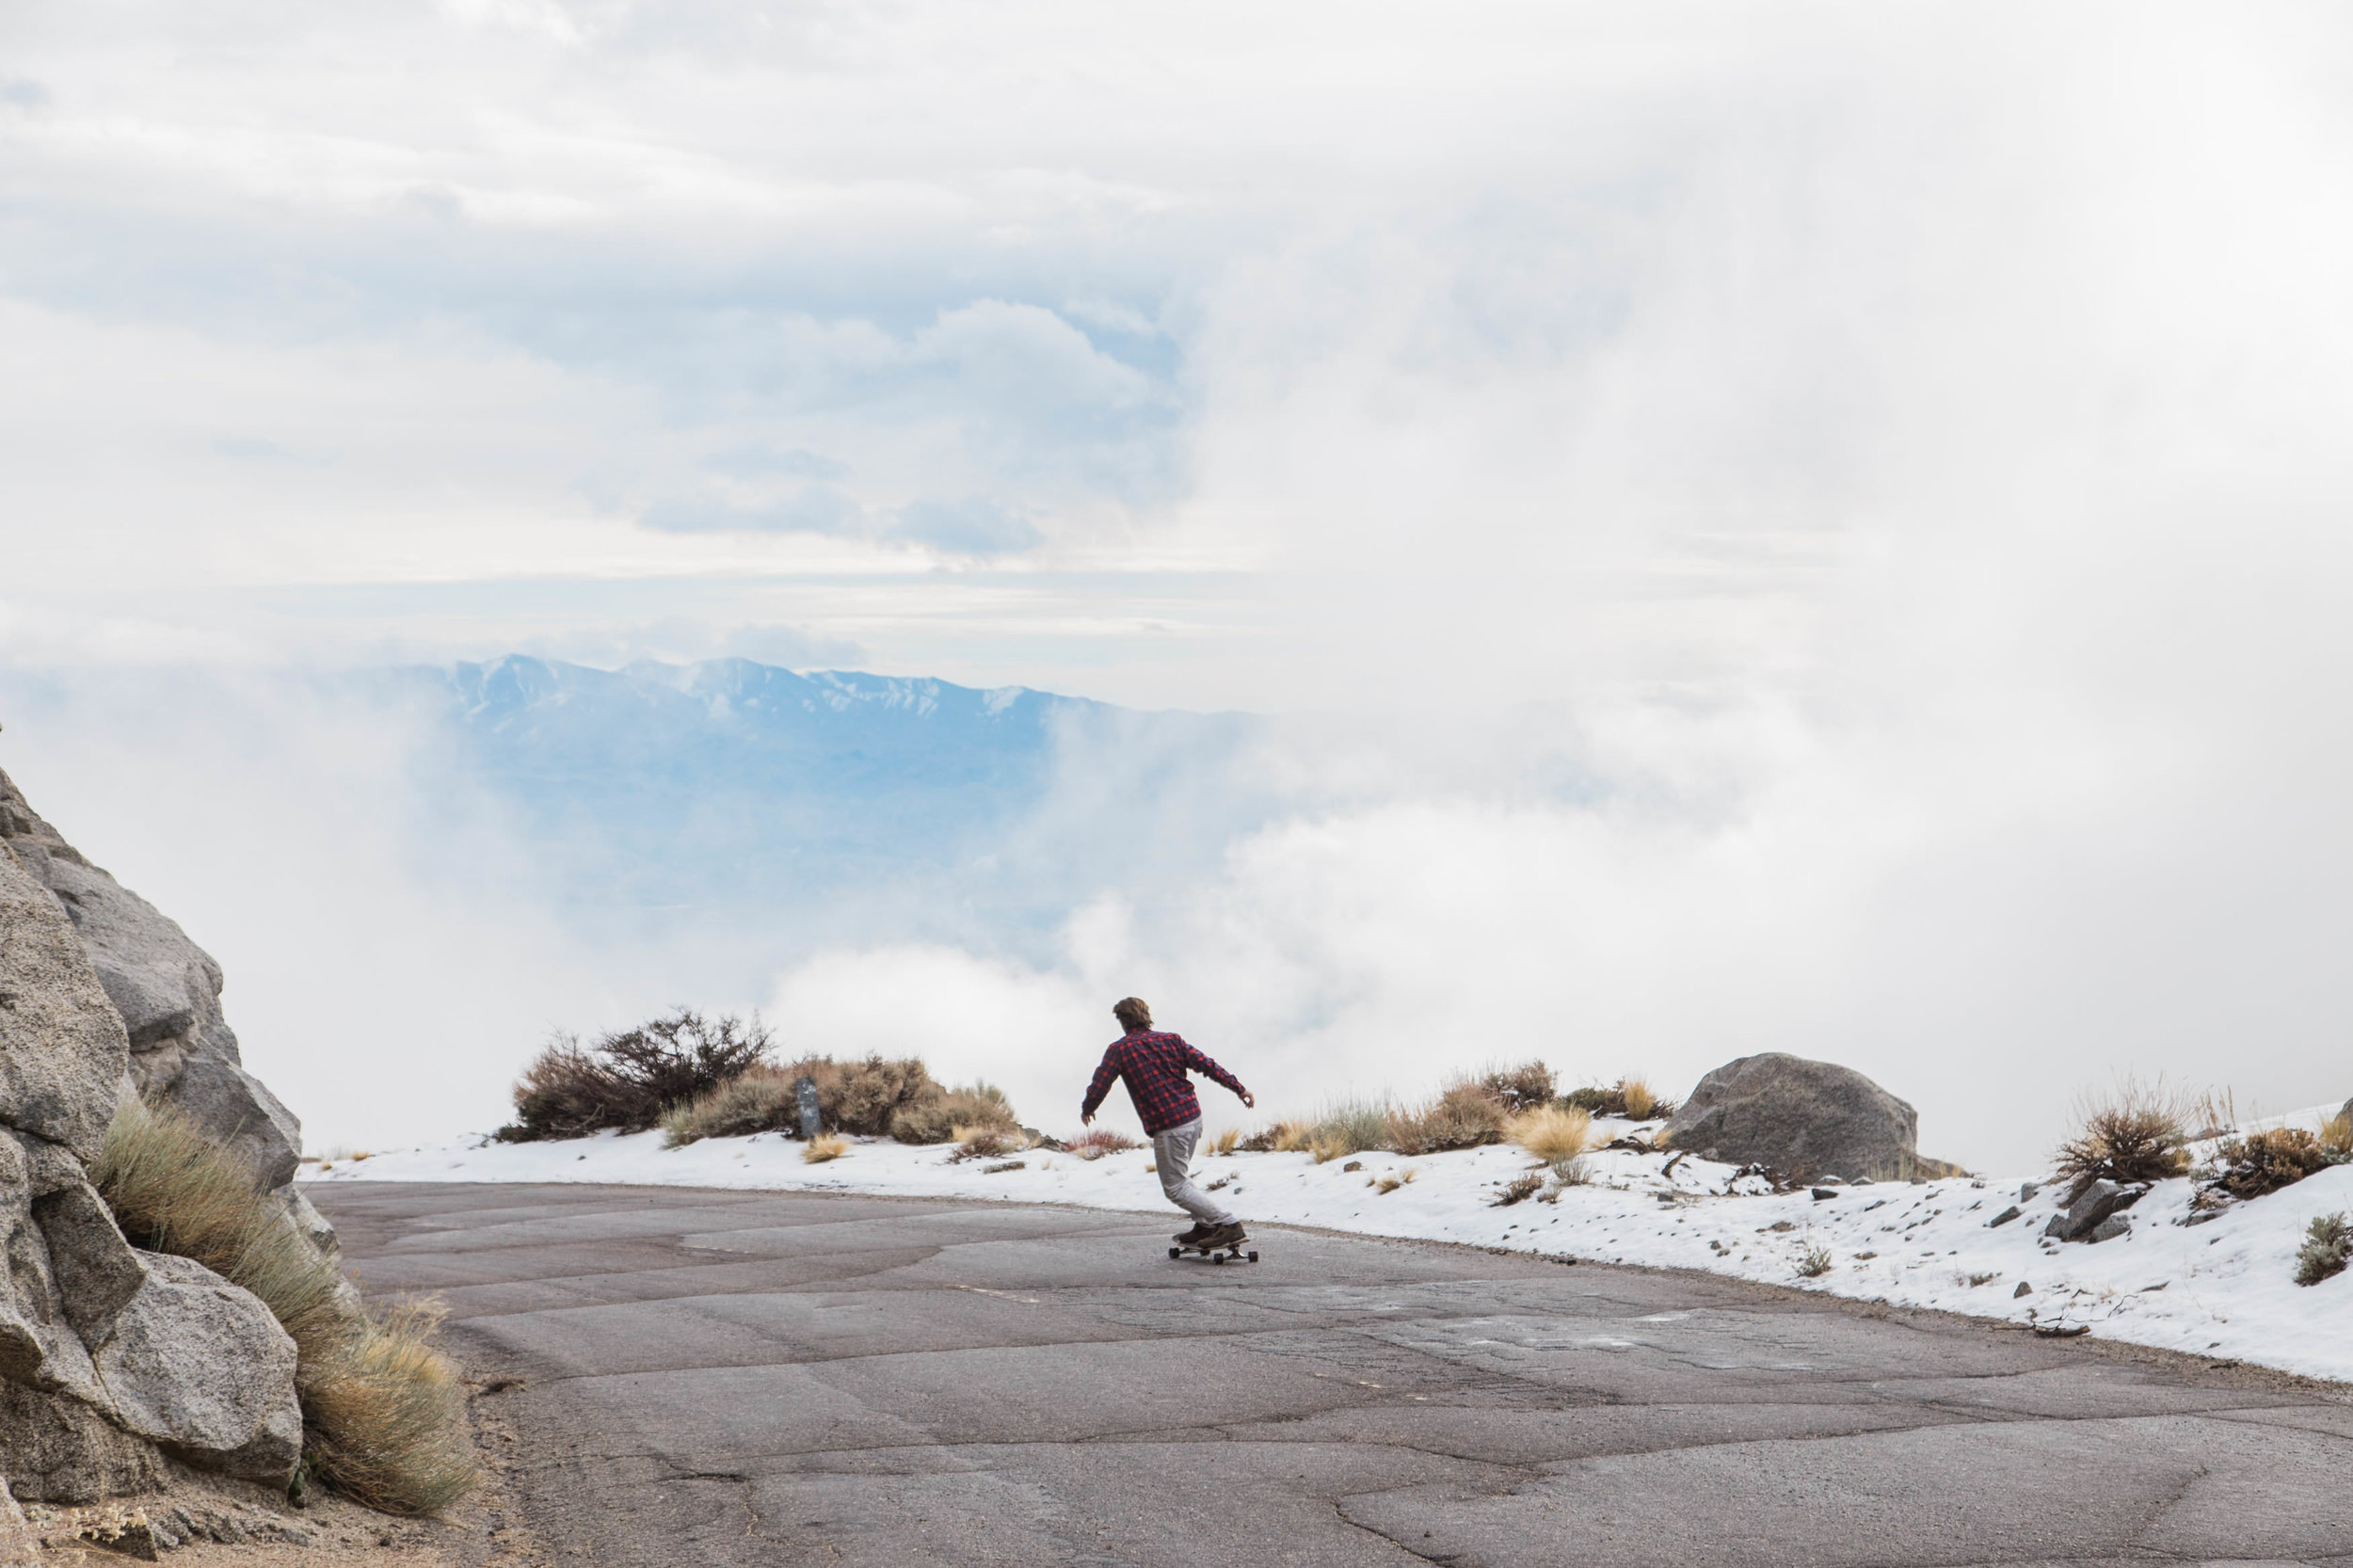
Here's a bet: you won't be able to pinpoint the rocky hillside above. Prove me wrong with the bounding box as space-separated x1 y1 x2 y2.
1 762 333 1506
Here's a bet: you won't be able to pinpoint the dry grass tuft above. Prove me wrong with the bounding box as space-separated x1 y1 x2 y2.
1385 1080 1506 1156
1268 1120 1313 1152
1619 1079 1658 1121
1796 1246 1833 1278
1065 1128 1144 1160
2205 1126 2345 1200
1208 1128 1240 1156
2321 1113 2353 1160
2295 1211 2351 1287
1506 1104 1593 1164
803 1133 850 1163
949 1126 1024 1162
95 1096 475 1515
2054 1080 2190 1193
300 1300 475 1516
1490 1174 1544 1208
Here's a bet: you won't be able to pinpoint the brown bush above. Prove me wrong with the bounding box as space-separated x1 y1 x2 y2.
1066 1128 1144 1160
1385 1080 1507 1156
889 1081 1019 1144
2206 1126 2345 1200
2054 1082 2190 1193
499 1009 773 1141
1479 1062 1557 1112
662 1064 801 1146
948 1127 1024 1161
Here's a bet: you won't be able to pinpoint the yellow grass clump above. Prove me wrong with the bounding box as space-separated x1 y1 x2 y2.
1208 1128 1240 1156
1269 1120 1313 1153
1507 1104 1593 1164
803 1133 850 1163
1618 1079 1657 1121
93 1096 476 1516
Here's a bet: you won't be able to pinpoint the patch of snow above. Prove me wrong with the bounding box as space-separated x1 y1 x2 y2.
311 1108 2353 1384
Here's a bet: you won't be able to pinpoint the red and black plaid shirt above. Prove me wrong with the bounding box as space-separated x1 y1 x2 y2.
1081 1030 1247 1135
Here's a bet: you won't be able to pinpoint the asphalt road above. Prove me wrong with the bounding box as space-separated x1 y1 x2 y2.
312 1182 2353 1568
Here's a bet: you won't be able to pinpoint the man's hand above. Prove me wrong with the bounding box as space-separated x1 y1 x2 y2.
1241 1091 1256 1109
1081 1111 1095 1127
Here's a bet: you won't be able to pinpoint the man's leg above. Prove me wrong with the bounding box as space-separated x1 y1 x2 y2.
1153 1119 1237 1226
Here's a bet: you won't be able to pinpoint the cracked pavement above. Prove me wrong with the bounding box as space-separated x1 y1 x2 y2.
312 1183 2353 1567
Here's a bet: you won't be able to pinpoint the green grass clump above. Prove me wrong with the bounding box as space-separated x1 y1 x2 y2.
94 1096 475 1516
2295 1211 2350 1288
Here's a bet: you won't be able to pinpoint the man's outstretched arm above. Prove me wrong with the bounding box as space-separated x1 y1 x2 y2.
1080 1050 1121 1125
1180 1040 1255 1107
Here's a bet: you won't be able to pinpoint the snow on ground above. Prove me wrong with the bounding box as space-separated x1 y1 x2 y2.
312 1108 2353 1384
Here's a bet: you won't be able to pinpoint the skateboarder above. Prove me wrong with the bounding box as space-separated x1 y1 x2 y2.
1081 997 1255 1252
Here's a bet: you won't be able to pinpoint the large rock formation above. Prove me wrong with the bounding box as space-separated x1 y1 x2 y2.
0 770 302 1189
1662 1052 1935 1183
0 763 318 1504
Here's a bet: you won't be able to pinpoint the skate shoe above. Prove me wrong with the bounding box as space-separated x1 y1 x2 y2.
1173 1223 1211 1245
1198 1221 1248 1250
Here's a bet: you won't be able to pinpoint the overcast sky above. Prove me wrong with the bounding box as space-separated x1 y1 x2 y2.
6 3 2353 1162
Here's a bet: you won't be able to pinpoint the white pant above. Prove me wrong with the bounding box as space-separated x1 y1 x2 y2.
1152 1118 1237 1225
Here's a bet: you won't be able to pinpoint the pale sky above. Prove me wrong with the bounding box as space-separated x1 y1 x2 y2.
6 3 2353 1164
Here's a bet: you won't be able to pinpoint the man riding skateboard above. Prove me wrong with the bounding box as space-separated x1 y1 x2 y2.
1081 997 1255 1252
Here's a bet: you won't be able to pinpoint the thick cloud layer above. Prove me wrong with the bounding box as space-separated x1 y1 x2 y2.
4 5 2351 1167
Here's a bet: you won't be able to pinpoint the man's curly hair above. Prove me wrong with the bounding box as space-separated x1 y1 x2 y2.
1112 996 1152 1031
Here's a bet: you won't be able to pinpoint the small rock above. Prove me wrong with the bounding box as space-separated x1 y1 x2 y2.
2088 1214 2132 1243
2018 1181 2041 1204
1810 1188 1838 1201
2042 1179 2145 1242
2013 1280 2033 1298
1342 1160 1363 1173
1987 1206 2023 1228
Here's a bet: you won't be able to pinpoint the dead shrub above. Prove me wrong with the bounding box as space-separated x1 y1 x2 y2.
2205 1126 2345 1200
95 1096 474 1515
1385 1080 1506 1156
803 1133 850 1163
1065 1128 1144 1160
1796 1246 1833 1278
499 1010 773 1141
2322 1112 2353 1160
2054 1080 2190 1194
1208 1128 1240 1156
1258 1120 1312 1153
1490 1174 1545 1208
1507 1104 1593 1164
1309 1100 1394 1159
890 1081 1020 1144
2296 1211 2351 1287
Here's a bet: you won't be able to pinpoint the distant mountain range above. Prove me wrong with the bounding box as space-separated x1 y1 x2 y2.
376 656 1256 956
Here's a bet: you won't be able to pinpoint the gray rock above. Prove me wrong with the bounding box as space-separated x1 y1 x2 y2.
94 1252 301 1485
2013 1280 2032 1297
2041 1178 2146 1242
32 1181 147 1348
2018 1181 2041 1203
2339 1096 2352 1129
1987 1205 2023 1227
0 1137 118 1413
1661 1053 1923 1183
0 770 303 1190
0 1382 165 1505
0 843 130 1161
2089 1214 2133 1243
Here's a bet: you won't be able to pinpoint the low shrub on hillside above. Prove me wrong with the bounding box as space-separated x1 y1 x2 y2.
1507 1104 1593 1164
889 1081 1020 1144
2323 1113 2353 1160
2204 1126 2346 1201
95 1096 474 1515
948 1127 1025 1162
1208 1128 1240 1156
661 1064 800 1146
2054 1081 2190 1194
1066 1128 1144 1160
1479 1062 1557 1112
499 1009 773 1142
1386 1080 1507 1155
1560 1078 1676 1122
1239 1119 1310 1152
2295 1211 2350 1287
1310 1099 1395 1160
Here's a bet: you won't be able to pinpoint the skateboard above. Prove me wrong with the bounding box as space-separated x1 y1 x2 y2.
1169 1235 1259 1264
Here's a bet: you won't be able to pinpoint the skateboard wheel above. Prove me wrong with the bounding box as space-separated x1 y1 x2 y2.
1247 1251 1259 1262
1212 1252 1225 1264
1168 1247 1180 1258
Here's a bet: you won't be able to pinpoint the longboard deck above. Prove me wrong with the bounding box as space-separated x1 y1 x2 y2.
1168 1242 1259 1264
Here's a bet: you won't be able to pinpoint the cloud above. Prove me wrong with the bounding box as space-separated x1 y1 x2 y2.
885 496 1040 555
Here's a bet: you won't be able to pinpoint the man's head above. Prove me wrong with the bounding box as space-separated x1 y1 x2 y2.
1112 997 1152 1032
